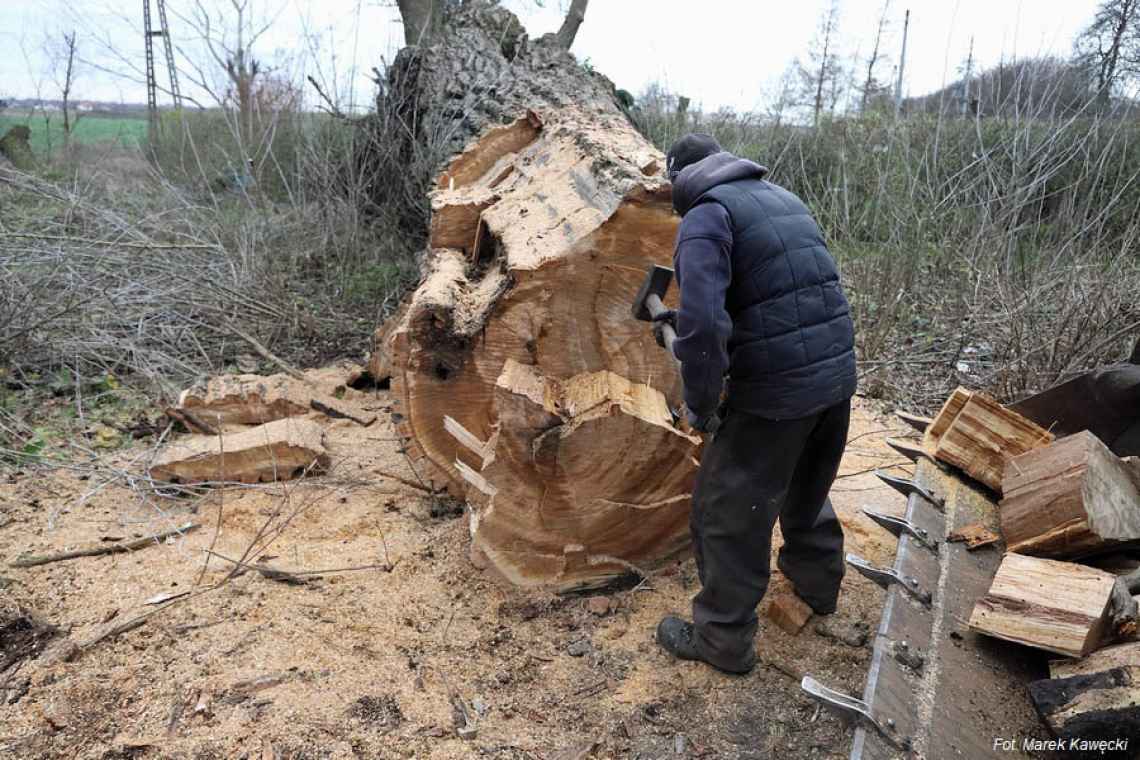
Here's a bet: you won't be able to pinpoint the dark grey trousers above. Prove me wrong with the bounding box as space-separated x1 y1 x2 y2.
690 399 850 670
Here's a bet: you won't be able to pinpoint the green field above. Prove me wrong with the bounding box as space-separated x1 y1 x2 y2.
0 111 148 154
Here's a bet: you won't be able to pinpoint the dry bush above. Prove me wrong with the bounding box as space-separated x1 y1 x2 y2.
634 75 1140 411
0 145 415 406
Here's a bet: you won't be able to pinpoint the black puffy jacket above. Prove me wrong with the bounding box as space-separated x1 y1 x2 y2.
670 152 857 420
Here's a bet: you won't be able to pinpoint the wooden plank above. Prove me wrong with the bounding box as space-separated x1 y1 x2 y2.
931 391 1053 492
1001 432 1140 558
968 553 1116 658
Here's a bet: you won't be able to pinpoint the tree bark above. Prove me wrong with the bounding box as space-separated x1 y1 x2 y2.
374 1 697 589
397 0 445 46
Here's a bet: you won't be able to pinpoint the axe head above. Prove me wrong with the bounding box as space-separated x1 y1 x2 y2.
631 265 675 321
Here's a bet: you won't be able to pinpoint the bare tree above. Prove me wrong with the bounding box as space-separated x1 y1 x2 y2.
1075 0 1140 108
174 0 284 147
860 0 891 113
57 31 81 142
765 64 800 127
797 0 844 126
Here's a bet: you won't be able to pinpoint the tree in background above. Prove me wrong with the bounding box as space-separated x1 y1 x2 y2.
1075 0 1140 109
797 0 846 125
48 31 82 143
859 0 892 113
175 0 284 149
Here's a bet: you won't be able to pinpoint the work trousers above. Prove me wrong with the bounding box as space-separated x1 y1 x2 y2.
690 398 850 671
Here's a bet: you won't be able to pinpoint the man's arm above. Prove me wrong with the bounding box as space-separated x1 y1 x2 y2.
673 202 733 422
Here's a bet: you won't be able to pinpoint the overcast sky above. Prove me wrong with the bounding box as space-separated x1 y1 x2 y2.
0 0 1105 111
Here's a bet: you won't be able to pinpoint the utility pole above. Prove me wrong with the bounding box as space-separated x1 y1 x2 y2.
143 0 182 144
894 8 910 119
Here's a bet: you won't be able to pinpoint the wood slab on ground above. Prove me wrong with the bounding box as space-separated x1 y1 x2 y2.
175 373 375 430
149 419 330 484
968 553 1116 658
1001 432 1140 559
765 591 814 635
925 388 1053 492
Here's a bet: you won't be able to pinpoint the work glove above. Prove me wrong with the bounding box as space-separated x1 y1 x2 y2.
686 406 722 435
651 309 677 351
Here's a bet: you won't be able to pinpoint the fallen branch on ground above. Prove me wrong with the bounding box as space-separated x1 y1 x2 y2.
8 522 200 568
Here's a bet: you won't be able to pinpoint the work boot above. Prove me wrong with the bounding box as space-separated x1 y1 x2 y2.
655 616 755 675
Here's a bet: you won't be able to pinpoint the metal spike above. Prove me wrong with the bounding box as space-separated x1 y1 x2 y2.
875 470 944 508
800 676 912 752
846 553 932 607
885 437 931 463
862 508 937 551
895 410 933 433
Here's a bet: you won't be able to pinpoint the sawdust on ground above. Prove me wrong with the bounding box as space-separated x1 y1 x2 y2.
0 365 911 759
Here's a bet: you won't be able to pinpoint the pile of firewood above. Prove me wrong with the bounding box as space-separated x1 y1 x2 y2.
912 387 1140 744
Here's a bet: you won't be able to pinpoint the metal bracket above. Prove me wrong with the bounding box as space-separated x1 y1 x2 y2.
875 470 944 508
862 508 938 552
846 553 932 607
801 676 912 752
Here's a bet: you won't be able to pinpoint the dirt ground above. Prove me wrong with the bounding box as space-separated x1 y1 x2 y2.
0 364 912 759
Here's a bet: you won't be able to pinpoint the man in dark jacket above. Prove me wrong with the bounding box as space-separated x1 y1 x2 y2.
654 133 857 674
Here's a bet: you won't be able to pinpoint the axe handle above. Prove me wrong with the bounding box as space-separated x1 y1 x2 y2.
645 294 679 363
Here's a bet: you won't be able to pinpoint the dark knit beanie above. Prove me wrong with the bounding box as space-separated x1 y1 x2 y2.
666 133 722 180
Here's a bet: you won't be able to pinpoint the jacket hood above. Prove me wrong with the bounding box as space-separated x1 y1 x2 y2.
671 151 769 214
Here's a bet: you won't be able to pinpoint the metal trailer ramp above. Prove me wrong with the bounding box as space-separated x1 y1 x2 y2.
804 458 1049 759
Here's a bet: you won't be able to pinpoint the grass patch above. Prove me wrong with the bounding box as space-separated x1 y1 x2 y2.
0 111 148 155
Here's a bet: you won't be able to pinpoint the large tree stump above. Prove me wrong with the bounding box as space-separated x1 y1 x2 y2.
375 3 697 589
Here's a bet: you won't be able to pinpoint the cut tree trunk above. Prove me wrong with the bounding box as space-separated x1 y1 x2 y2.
924 387 1053 492
968 553 1117 658
1000 431 1140 559
374 2 695 589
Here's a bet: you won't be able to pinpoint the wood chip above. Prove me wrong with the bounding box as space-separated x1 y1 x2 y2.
946 523 1000 550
